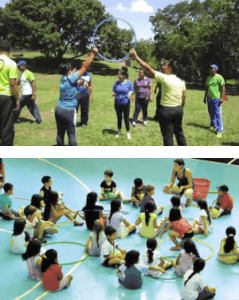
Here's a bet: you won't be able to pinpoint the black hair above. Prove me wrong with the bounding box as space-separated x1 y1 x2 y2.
224 226 236 253
174 159 185 166
24 205 37 217
146 238 157 264
31 194 43 210
125 250 139 268
145 184 155 194
43 191 58 221
144 201 155 226
85 192 98 208
197 200 212 225
58 62 74 76
4 183 13 193
108 199 121 223
170 196 181 208
139 69 146 74
134 178 143 188
22 240 41 260
183 239 200 258
41 249 58 273
169 207 182 222
41 176 51 184
120 67 129 79
0 158 2 165
104 225 117 237
104 169 113 177
13 218 26 236
184 258 205 286
93 220 104 248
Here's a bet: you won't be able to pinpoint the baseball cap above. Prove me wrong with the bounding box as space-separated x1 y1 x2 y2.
210 64 219 70
217 185 229 192
17 60 27 67
0 39 11 51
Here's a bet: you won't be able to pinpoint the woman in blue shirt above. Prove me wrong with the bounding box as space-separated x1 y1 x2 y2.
55 47 98 146
112 67 134 139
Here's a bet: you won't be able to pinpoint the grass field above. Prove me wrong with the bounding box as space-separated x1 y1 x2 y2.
10 51 239 146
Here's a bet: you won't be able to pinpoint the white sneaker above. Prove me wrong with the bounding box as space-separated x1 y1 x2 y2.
217 132 222 138
132 121 136 127
115 132 121 138
143 120 147 126
126 132 131 139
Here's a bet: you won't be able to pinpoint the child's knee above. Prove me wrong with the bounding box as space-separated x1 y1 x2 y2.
184 189 193 198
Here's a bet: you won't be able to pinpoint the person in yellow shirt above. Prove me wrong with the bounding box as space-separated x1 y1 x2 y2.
0 40 19 146
130 49 187 146
15 60 42 124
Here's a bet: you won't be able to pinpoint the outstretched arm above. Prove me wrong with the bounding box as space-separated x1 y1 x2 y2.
130 49 155 78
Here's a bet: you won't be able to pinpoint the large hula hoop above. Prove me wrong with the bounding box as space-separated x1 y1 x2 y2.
158 237 214 261
44 241 88 265
92 16 137 63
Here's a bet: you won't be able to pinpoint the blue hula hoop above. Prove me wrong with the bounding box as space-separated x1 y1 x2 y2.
92 16 137 63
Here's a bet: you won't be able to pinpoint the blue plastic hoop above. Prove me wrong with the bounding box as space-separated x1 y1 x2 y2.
92 17 137 63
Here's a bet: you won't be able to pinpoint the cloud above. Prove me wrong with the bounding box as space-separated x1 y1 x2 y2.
129 1 154 13
115 3 127 11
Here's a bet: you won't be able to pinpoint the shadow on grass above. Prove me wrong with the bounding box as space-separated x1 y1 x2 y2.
102 128 118 135
15 117 34 124
147 116 159 123
186 122 211 132
12 56 119 77
221 142 239 146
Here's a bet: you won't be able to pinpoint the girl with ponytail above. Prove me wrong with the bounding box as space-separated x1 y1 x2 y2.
107 199 136 238
85 219 106 256
135 201 164 238
181 258 216 300
166 239 200 278
143 238 172 278
41 249 73 292
193 200 212 237
219 226 239 264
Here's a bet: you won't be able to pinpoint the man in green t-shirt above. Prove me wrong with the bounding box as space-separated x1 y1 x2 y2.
15 60 42 124
0 40 19 146
204 64 226 138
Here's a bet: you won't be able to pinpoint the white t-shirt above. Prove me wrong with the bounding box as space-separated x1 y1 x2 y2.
10 232 27 254
19 69 35 95
181 269 207 300
154 71 186 107
143 249 162 277
25 217 38 238
100 239 118 263
199 209 212 232
107 212 124 235
89 231 106 256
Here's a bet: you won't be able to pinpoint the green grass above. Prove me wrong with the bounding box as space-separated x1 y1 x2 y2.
11 52 239 146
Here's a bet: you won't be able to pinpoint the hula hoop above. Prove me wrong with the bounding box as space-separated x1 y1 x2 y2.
55 213 79 226
92 16 137 63
44 241 88 265
149 256 179 281
158 237 214 261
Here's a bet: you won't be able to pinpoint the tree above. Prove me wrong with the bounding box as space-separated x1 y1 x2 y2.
3 0 106 61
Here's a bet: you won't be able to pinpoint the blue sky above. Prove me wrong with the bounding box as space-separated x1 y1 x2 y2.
0 0 182 40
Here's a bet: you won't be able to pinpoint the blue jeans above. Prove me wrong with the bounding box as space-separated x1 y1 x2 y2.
196 288 215 299
15 95 42 123
207 98 224 132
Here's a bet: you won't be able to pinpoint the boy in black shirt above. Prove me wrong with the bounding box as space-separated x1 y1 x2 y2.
40 176 52 206
99 169 125 201
128 178 146 207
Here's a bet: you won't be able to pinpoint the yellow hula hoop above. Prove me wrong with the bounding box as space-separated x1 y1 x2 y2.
55 213 79 226
158 237 214 261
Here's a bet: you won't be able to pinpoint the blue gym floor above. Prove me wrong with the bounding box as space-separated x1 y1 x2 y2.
1 158 239 300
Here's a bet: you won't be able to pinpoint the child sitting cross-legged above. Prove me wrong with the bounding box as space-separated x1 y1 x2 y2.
117 250 167 290
10 218 30 254
100 226 126 268
22 240 43 281
143 238 172 278
85 220 106 256
41 249 73 292
140 184 164 216
219 226 239 264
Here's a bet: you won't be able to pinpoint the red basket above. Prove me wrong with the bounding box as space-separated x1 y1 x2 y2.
192 178 211 201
